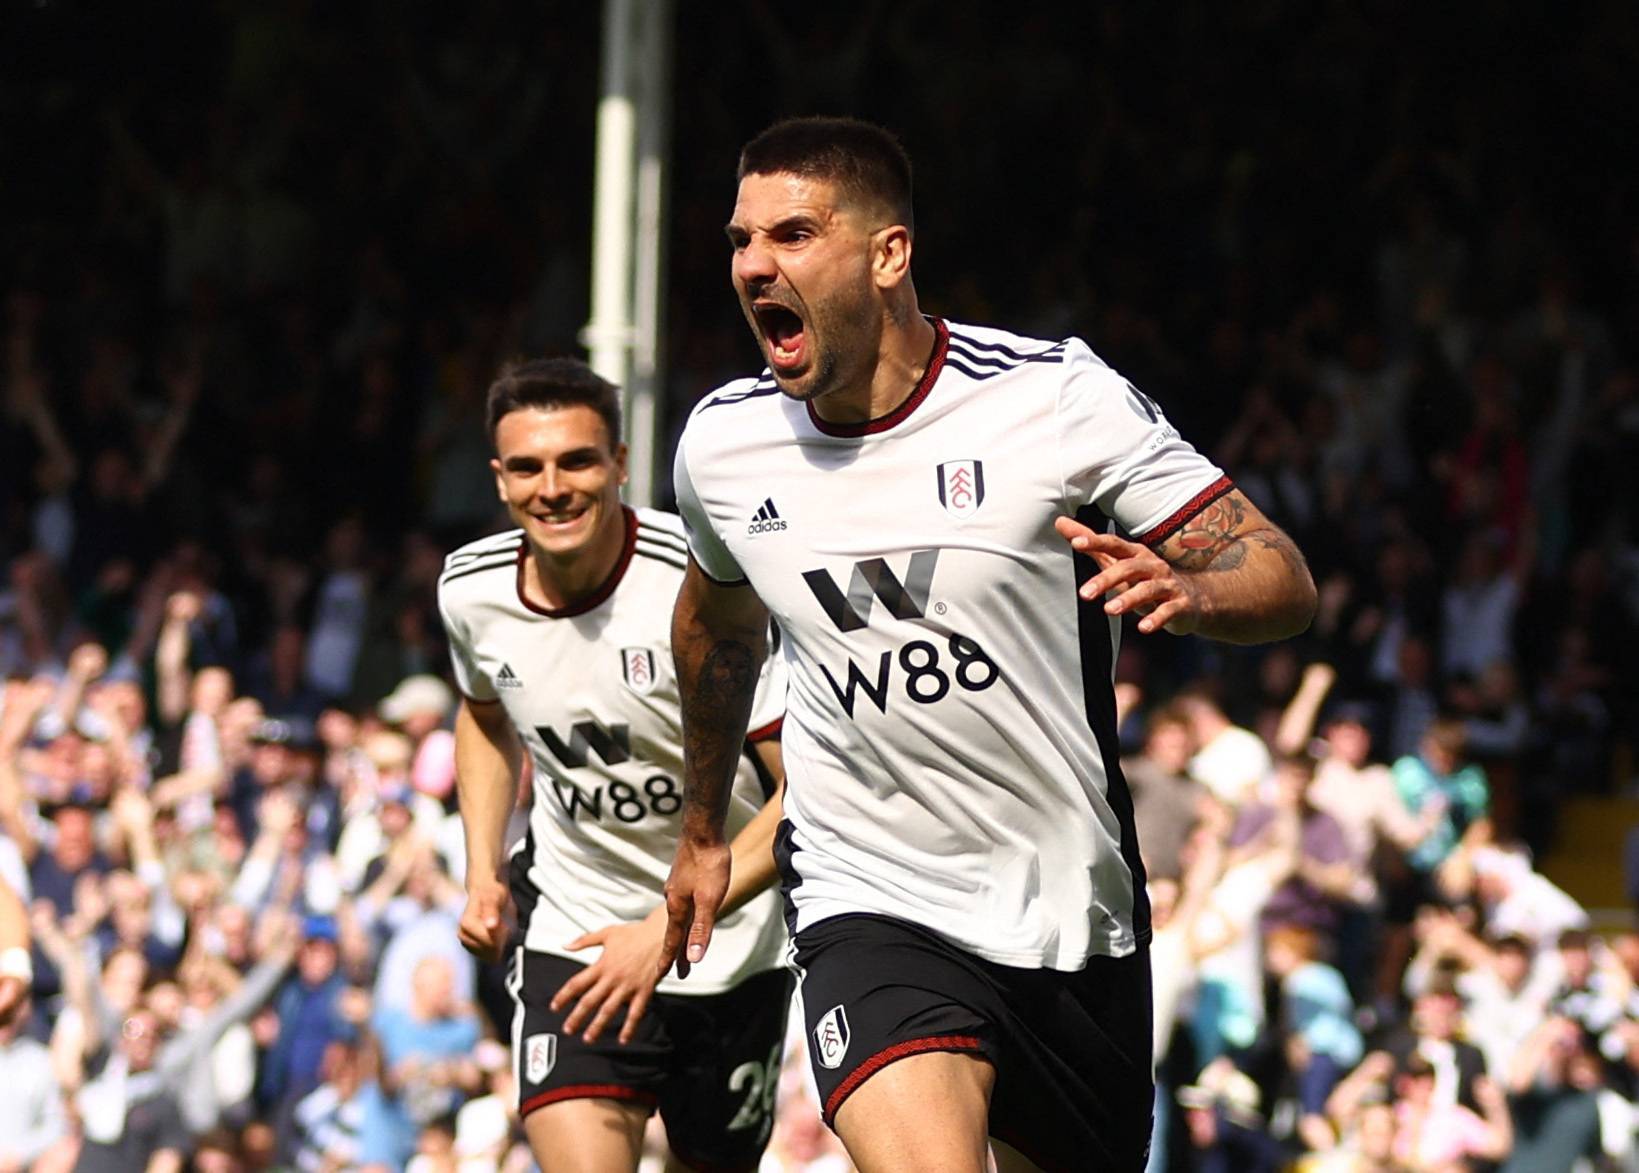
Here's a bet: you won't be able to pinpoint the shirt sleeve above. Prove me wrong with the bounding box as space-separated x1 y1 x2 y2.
1055 347 1232 546
673 430 747 585
745 622 788 743
436 582 497 703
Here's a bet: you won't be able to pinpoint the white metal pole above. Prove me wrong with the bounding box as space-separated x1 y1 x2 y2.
585 0 637 425
627 0 672 507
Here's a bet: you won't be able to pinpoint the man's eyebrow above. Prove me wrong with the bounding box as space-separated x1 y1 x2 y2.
724 213 823 240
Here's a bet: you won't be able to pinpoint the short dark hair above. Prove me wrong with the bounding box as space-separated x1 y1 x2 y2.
485 357 621 445
739 117 914 235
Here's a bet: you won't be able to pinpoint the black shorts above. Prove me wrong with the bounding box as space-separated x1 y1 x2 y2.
509 949 793 1173
791 913 1154 1173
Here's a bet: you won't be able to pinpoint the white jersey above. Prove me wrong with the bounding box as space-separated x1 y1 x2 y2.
437 507 788 994
674 319 1229 970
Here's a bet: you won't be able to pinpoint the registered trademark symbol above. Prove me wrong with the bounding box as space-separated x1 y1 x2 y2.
934 602 948 615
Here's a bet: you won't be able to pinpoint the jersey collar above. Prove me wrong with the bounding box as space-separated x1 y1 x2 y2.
515 506 639 619
805 317 949 438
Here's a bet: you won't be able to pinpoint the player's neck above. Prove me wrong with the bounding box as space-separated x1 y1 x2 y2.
520 508 630 611
812 311 937 425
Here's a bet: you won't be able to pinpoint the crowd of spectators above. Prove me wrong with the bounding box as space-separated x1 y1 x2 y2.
2 1 1638 1170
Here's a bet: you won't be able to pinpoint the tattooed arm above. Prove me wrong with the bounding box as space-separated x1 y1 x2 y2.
1054 488 1316 644
657 558 771 979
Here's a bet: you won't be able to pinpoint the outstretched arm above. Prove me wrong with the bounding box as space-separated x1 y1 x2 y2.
658 561 770 980
1056 487 1316 644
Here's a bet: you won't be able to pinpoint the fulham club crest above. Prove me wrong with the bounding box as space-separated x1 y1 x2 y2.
621 647 657 694
936 459 986 520
524 1033 556 1083
814 1004 851 1069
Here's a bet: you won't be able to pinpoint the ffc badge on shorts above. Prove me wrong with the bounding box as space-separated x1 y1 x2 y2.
621 647 657 694
814 1005 851 1070
936 459 985 520
524 1033 557 1083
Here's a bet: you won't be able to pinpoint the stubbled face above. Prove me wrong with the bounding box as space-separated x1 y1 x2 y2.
727 172 883 404
491 405 627 565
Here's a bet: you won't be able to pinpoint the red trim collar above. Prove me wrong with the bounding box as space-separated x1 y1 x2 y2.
806 318 949 438
516 507 639 618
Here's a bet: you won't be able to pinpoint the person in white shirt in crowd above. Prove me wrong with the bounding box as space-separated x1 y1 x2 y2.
1180 687 1272 808
1402 910 1556 1085
1463 844 1588 950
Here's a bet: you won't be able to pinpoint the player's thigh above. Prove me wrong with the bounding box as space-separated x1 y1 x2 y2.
524 1095 650 1173
987 946 1155 1172
832 1048 995 1173
790 915 1000 1143
509 950 666 1164
654 966 794 1172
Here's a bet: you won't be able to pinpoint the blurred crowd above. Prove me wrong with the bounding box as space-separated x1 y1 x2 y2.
3 1 1639 1170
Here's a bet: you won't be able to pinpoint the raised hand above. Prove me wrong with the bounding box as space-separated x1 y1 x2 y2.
1053 517 1201 636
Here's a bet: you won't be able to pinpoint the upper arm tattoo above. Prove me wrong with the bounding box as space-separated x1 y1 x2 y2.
1157 488 1309 580
1161 492 1250 571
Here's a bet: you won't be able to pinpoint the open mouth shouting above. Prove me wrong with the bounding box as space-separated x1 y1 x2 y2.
752 299 809 373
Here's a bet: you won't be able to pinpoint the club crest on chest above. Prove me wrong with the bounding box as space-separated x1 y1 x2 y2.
621 647 658 694
936 459 985 520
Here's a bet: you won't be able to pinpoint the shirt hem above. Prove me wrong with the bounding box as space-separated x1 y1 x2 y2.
794 902 1140 969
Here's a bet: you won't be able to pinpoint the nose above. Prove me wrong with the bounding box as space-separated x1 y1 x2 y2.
536 466 566 503
733 234 776 290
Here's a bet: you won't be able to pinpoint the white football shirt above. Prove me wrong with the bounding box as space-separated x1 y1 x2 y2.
437 507 788 994
675 319 1231 970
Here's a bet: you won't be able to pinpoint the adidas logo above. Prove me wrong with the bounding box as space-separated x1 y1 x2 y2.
496 664 523 689
747 498 787 535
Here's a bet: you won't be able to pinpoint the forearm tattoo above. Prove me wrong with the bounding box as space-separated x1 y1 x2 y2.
679 638 758 824
1165 497 1310 583
1168 494 1249 571
1249 528 1311 581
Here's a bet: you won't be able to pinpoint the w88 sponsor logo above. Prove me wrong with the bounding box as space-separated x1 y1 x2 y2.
802 549 999 717
819 631 998 717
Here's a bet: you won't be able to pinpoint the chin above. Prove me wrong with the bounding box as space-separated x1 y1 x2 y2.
771 370 822 402
768 355 837 403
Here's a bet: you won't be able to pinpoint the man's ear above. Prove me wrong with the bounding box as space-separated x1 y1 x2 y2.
872 224 913 291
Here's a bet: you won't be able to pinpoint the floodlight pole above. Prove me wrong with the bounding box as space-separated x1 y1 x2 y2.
584 0 671 507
